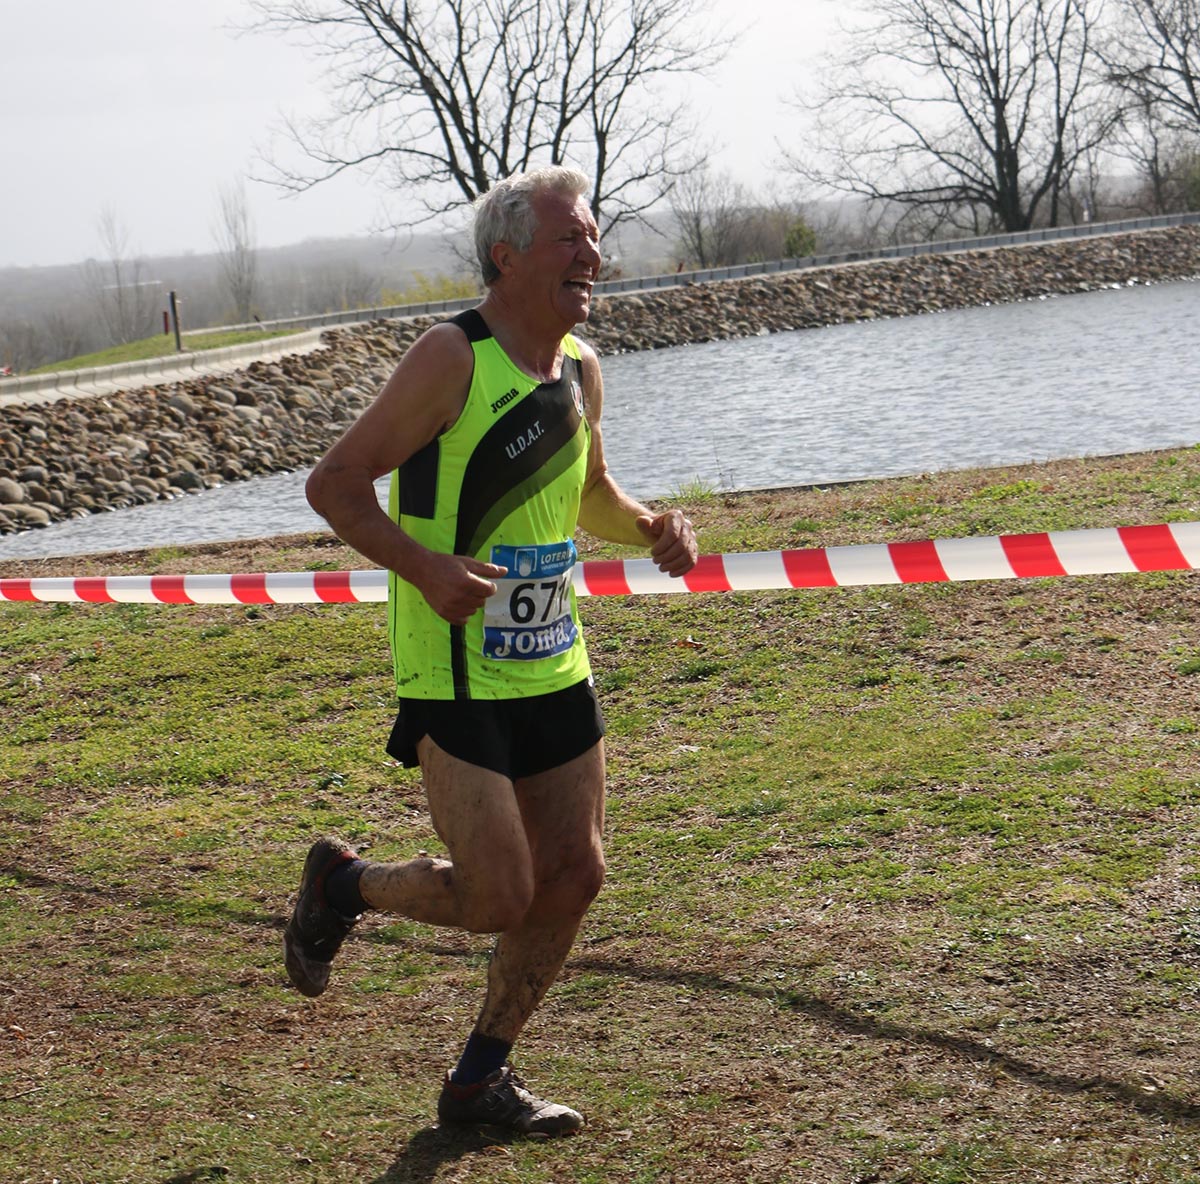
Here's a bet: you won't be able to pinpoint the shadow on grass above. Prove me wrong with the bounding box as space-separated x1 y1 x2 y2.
369 1124 518 1184
2 862 281 930
358 945 1200 1173
11 861 1199 1132
572 954 1200 1127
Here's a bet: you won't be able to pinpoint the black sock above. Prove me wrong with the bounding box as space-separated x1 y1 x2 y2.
450 1031 512 1086
325 858 368 917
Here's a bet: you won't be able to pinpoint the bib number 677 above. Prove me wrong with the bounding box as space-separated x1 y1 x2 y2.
509 579 569 625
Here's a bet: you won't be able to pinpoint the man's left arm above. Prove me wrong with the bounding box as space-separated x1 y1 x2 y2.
574 345 697 577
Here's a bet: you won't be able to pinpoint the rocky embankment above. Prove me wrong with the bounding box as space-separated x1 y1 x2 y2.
1 225 1198 536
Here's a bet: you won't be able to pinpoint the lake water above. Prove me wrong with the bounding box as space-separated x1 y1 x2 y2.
2 278 1197 562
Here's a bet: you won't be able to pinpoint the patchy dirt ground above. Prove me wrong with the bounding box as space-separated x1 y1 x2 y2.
3 448 1200 1182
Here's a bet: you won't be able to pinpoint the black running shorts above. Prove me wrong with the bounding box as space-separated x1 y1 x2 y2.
386 677 605 780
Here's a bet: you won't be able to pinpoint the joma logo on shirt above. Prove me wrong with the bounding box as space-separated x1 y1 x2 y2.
505 420 544 460
490 387 521 414
489 619 575 659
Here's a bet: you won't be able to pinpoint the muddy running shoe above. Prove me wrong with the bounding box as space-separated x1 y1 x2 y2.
437 1066 584 1137
283 837 361 998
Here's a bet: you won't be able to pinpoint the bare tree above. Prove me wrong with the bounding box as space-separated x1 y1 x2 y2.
81 207 158 345
304 261 381 313
1106 0 1200 129
1105 85 1198 209
0 320 44 374
791 0 1117 234
796 196 902 254
670 167 754 266
669 169 820 266
213 181 259 323
40 309 93 367
250 0 722 235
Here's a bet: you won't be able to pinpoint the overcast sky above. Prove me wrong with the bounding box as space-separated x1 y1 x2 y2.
1 0 838 271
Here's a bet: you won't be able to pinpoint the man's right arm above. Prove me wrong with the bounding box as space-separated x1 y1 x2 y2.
305 323 506 625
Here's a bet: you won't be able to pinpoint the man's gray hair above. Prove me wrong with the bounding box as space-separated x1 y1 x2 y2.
474 166 592 285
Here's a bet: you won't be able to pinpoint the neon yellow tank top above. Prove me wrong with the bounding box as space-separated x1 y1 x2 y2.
387 309 593 700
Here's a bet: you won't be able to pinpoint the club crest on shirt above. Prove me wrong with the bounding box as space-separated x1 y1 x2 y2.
570 380 584 417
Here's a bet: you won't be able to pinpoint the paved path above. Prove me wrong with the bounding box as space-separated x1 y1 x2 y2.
0 329 327 409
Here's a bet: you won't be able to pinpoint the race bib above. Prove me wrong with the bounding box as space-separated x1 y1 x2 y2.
483 541 578 661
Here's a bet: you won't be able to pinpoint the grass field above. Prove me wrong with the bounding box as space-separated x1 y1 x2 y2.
2 447 1200 1182
30 328 305 374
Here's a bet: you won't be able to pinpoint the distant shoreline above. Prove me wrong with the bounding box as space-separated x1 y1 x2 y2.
0 225 1197 539
4 439 1198 578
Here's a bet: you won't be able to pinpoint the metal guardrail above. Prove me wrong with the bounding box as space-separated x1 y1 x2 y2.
5 210 1198 403
195 210 1200 333
597 211 1200 292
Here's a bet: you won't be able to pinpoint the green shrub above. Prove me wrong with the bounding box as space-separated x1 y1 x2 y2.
784 219 818 258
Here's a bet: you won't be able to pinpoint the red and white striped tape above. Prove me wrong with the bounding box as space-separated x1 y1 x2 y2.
2 522 1198 605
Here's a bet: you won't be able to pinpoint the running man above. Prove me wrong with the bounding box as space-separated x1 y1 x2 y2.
284 166 697 1136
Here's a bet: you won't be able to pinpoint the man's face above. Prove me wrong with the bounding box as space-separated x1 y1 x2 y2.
511 190 602 326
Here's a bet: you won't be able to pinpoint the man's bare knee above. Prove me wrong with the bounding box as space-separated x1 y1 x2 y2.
571 849 606 911
529 848 606 924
